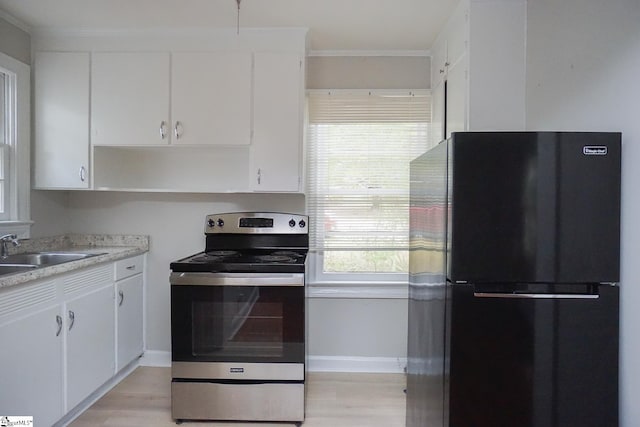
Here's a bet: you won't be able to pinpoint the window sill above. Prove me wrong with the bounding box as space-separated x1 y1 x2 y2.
307 281 408 299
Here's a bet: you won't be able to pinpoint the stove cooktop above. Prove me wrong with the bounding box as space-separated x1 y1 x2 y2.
170 249 308 274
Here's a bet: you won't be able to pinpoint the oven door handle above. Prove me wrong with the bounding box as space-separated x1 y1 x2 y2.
170 272 305 287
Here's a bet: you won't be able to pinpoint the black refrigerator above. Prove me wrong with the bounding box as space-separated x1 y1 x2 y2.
406 132 620 427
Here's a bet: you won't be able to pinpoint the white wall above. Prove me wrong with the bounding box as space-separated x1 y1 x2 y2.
30 190 69 237
525 1 640 425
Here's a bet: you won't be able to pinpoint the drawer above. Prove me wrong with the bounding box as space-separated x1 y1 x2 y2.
115 255 144 281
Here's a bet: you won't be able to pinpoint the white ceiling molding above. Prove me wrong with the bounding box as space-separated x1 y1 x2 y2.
308 50 431 58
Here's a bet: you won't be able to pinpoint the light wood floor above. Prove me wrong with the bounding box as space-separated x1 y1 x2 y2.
69 367 407 427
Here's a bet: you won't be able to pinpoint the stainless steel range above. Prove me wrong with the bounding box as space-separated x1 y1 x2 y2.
170 212 308 425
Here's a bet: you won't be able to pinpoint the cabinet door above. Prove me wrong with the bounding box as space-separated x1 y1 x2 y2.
446 59 468 138
445 2 469 69
431 38 448 86
172 52 252 145
34 52 90 188
91 52 170 146
116 274 144 371
66 285 115 410
431 80 445 145
0 305 64 426
251 52 303 192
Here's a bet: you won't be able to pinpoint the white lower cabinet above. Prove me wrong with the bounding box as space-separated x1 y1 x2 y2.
0 255 145 426
0 300 64 426
65 284 115 410
115 255 144 371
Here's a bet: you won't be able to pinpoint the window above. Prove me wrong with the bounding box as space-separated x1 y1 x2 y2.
0 51 30 235
306 90 431 288
0 69 9 219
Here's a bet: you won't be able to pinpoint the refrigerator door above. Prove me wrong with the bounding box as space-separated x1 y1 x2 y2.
406 142 449 427
448 132 621 284
449 283 619 427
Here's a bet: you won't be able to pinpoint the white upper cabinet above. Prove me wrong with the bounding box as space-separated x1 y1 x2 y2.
445 55 468 137
33 29 307 192
431 0 469 140
171 52 252 145
431 37 449 86
91 52 171 146
251 52 303 192
34 52 90 188
92 51 253 147
431 0 526 135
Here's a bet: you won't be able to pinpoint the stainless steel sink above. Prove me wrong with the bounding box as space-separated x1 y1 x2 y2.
0 252 105 267
0 264 39 276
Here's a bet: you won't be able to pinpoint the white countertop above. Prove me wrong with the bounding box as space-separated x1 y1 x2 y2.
0 234 149 289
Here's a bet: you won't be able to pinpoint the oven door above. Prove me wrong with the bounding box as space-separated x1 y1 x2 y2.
170 272 304 370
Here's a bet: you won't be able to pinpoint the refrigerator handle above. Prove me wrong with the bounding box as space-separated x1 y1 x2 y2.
473 292 599 300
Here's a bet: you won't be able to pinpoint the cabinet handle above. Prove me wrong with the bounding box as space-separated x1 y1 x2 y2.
68 310 75 331
160 121 167 139
119 290 125 306
56 315 63 337
126 265 136 271
79 166 86 182
174 121 183 139
257 168 261 185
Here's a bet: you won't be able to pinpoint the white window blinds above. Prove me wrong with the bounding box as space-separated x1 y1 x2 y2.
306 90 431 276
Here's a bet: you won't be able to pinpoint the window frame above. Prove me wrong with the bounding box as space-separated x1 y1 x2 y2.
305 89 431 297
0 51 31 237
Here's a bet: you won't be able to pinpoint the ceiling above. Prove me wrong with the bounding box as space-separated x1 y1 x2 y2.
0 0 458 52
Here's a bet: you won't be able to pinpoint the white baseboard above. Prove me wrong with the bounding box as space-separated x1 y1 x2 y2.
307 356 407 374
139 350 171 367
139 351 407 374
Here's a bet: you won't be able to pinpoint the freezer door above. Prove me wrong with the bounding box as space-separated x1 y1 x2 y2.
448 284 619 427
448 132 621 283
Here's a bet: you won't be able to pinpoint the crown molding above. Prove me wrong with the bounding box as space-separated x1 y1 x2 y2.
308 49 430 57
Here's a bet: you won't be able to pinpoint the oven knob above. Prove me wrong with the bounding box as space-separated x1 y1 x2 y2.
289 219 296 227
217 219 224 227
207 219 215 227
299 219 306 228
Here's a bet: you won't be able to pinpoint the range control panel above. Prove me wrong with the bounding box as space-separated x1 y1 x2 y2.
205 212 308 234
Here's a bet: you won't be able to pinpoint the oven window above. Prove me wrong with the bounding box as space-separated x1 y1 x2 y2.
172 285 304 363
192 294 284 357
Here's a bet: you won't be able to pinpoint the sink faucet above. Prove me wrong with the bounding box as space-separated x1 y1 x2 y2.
0 234 20 258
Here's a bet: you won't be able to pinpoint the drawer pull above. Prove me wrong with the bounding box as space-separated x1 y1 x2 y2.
126 265 136 270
